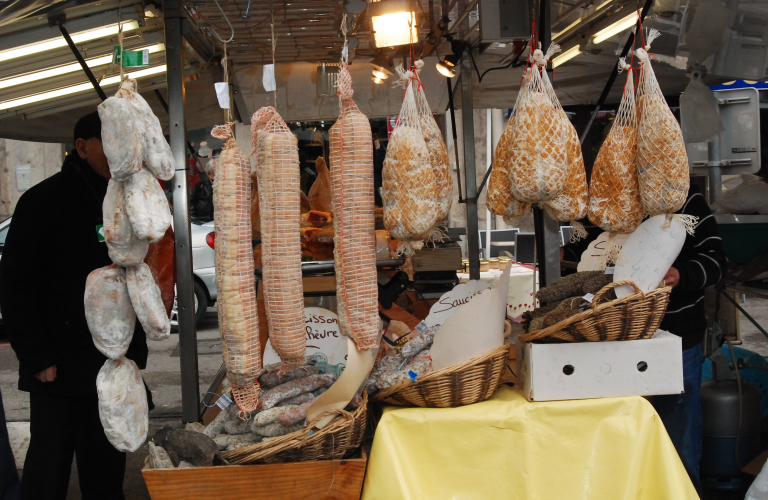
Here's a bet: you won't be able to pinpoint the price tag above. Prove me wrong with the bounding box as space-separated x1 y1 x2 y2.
414 321 430 334
582 293 595 303
215 394 233 410
605 267 615 275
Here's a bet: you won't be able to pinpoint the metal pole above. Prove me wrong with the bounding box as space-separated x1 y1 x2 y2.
165 0 200 423
485 109 492 257
446 78 464 202
533 0 561 287
460 63 481 280
578 0 654 145
57 23 108 101
708 141 722 203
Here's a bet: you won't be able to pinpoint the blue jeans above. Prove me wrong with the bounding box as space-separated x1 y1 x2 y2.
652 343 703 495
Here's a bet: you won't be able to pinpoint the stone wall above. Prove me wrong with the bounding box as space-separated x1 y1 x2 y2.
0 139 65 219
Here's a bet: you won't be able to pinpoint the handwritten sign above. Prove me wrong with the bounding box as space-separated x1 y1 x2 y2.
577 232 630 272
425 280 492 328
262 307 348 367
613 215 686 299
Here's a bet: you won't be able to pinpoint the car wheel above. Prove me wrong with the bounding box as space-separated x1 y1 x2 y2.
170 280 209 331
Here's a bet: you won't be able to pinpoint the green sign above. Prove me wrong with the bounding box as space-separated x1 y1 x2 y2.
113 46 149 67
96 224 105 242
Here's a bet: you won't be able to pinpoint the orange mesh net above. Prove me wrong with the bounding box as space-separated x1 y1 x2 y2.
382 68 437 254
211 122 262 413
588 60 645 234
329 65 380 351
506 48 567 203
251 107 307 369
635 29 689 216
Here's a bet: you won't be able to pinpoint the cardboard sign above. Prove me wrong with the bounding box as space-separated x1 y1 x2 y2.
262 307 348 368
425 280 492 328
613 215 686 299
577 232 629 272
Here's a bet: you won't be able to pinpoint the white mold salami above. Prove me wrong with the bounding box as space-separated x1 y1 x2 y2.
126 263 170 341
96 357 148 452
124 167 172 243
84 265 136 359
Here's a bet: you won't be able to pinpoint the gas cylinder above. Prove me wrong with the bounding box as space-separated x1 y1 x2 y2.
700 372 761 490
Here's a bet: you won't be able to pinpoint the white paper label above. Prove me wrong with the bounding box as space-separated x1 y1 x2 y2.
582 293 595 303
415 321 430 334
215 394 232 410
425 280 492 328
214 82 230 109
263 307 348 368
263 63 276 92
605 267 615 275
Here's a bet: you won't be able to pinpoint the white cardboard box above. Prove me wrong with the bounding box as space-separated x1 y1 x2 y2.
516 330 684 402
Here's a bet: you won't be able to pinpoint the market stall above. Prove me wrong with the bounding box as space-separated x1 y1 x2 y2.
1 0 763 497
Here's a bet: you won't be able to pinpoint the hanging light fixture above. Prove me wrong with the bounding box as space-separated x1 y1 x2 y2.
592 13 637 45
370 52 395 84
368 0 418 48
552 45 582 67
435 37 465 78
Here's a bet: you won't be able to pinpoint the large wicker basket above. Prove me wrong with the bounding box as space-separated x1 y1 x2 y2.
518 280 671 343
371 342 511 408
221 391 367 465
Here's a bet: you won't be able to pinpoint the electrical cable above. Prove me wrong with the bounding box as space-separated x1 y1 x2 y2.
466 41 529 83
726 340 744 470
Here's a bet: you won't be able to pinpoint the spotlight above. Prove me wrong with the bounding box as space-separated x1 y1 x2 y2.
368 0 418 48
372 69 389 80
436 36 465 78
370 52 396 76
372 76 385 84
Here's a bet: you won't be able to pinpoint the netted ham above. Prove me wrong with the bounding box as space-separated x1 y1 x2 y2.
635 30 689 216
144 227 175 317
252 107 306 368
126 263 170 341
103 179 149 266
413 61 452 227
124 167 172 243
507 49 567 203
487 114 532 222
212 123 262 413
588 60 645 234
536 50 588 227
96 357 148 452
329 65 379 351
98 97 143 182
84 265 136 359
308 157 333 213
383 70 437 253
112 77 174 181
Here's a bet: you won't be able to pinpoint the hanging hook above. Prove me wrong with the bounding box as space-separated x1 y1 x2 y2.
211 0 235 43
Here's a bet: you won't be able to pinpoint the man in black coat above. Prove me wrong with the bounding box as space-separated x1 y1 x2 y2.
0 112 149 500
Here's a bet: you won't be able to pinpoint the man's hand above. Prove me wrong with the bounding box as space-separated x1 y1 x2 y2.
663 267 680 289
35 366 57 383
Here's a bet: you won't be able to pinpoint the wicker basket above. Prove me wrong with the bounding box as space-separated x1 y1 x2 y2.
371 342 511 408
221 391 368 465
518 280 671 343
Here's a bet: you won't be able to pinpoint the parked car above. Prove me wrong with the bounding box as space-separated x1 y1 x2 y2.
171 219 216 328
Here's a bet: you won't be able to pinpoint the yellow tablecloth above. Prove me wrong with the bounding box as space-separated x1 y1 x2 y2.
362 386 697 500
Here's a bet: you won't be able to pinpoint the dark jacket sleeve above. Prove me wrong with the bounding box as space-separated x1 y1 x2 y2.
0 189 58 377
674 192 729 292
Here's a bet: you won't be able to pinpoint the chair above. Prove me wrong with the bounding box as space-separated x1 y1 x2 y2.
479 228 519 258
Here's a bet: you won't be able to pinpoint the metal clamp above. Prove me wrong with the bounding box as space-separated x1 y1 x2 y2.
718 97 751 105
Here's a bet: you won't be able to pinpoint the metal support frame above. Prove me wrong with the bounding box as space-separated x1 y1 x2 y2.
165 0 200 423
460 61 481 280
720 290 768 341
54 18 108 102
708 140 722 203
578 0 654 145
531 0 561 287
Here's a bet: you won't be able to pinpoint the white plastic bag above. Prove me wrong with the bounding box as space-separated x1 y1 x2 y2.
712 174 768 215
746 457 768 500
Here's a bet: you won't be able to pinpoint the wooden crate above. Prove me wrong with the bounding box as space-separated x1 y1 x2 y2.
142 448 367 500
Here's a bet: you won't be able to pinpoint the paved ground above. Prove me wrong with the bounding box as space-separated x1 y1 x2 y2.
1 307 223 500
737 296 768 357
